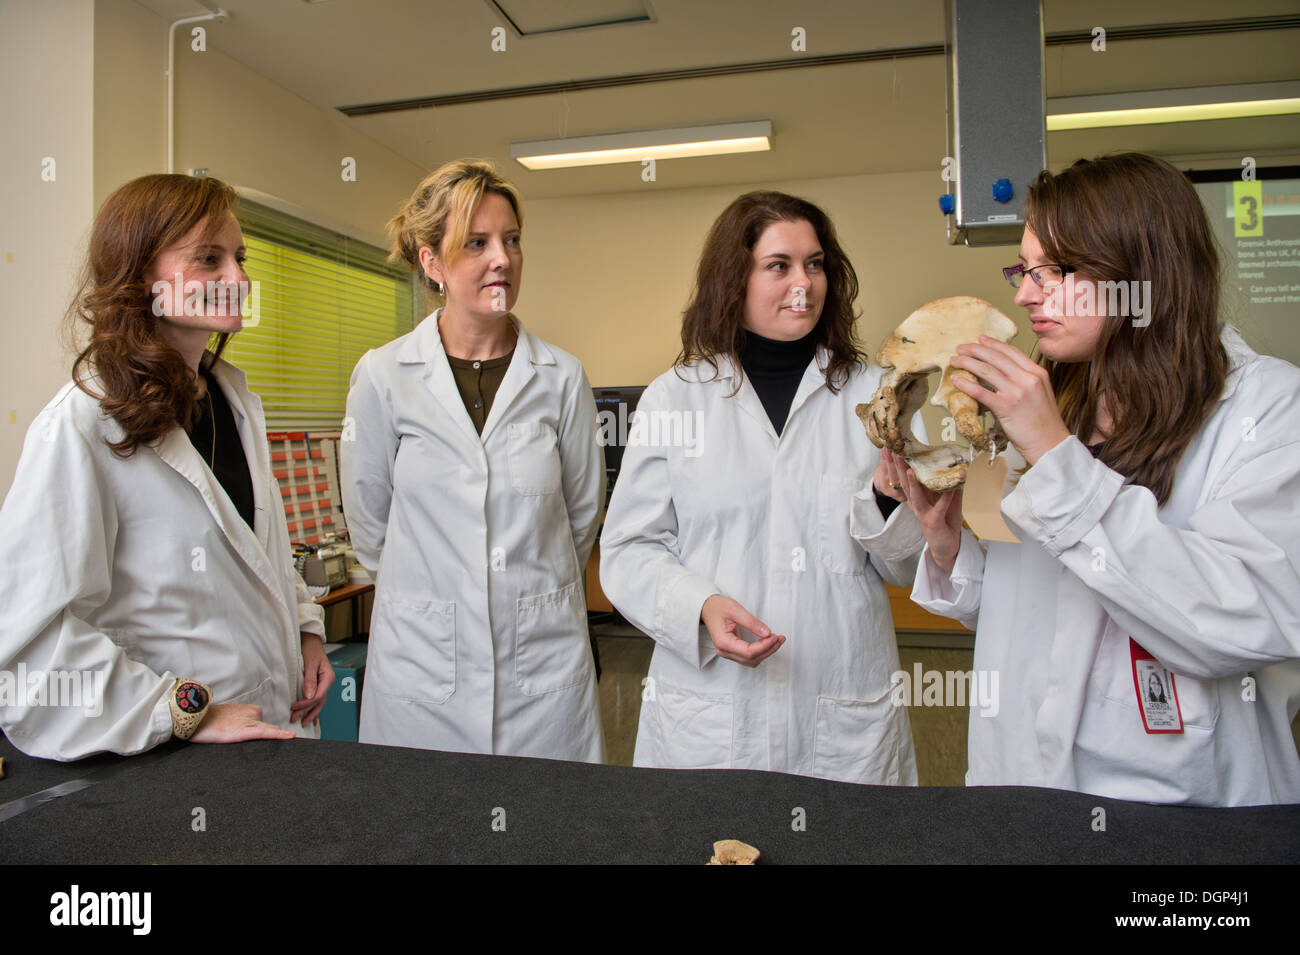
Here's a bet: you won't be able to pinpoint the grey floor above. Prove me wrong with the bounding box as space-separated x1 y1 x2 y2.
326 601 973 782
594 629 654 767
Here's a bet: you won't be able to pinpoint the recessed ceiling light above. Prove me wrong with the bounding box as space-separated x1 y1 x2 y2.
511 121 772 170
1047 81 1300 130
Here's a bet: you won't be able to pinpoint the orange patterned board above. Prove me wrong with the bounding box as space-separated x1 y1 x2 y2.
268 431 344 548
586 542 613 613
886 583 971 632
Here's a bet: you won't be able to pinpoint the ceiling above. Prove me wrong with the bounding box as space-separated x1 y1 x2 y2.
133 0 1300 198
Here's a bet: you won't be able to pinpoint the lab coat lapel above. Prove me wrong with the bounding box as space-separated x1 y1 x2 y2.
150 365 285 608
401 310 483 451
425 353 484 448
781 347 830 433
714 355 778 442
210 360 272 545
480 318 545 443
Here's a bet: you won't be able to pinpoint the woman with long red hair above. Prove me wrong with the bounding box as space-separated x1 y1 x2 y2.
0 173 332 759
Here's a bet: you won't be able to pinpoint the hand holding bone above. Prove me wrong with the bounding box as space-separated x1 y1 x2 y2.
857 297 1019 491
948 336 1072 467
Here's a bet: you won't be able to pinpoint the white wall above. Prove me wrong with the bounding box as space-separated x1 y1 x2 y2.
10 1 1292 500
521 170 1021 389
0 0 427 498
0 0 96 499
519 169 1023 450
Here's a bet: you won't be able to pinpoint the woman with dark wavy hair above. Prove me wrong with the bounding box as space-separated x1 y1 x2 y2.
0 173 332 760
885 153 1300 806
601 191 926 783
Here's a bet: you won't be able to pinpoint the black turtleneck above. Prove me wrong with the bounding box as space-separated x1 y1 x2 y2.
740 328 818 436
739 329 903 521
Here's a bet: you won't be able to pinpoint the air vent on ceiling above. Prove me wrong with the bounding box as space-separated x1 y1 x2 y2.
487 0 654 36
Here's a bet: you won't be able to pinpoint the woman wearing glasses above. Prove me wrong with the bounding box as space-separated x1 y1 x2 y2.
879 152 1300 806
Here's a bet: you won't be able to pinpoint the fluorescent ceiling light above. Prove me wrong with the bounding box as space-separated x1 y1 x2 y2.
1047 81 1300 131
511 121 772 170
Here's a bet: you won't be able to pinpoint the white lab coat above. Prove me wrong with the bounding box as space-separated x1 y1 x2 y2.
0 359 325 761
599 349 925 784
901 324 1300 807
340 310 605 761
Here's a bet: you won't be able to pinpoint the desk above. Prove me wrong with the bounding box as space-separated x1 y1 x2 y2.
315 580 374 640
1 735 1295 864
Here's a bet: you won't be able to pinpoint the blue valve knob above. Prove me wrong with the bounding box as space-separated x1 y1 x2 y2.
992 178 1014 203
938 193 955 215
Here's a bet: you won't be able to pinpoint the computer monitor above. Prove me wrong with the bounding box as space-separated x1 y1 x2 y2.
592 386 646 496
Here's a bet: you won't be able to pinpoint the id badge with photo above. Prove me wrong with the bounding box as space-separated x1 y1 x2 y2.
1129 637 1184 734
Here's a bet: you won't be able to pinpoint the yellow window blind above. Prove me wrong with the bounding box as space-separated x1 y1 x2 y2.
226 200 418 429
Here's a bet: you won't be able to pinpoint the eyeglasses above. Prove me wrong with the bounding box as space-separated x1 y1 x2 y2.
1002 263 1075 290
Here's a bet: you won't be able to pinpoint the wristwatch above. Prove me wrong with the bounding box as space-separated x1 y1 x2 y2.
169 679 212 740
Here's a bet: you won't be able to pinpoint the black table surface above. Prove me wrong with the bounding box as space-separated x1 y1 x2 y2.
2 734 1297 864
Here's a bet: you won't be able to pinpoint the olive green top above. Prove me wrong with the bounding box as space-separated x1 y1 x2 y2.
446 349 515 434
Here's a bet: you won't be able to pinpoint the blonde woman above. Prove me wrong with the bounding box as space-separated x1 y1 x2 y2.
341 160 605 760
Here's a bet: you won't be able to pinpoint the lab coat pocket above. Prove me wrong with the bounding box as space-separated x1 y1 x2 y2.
648 679 734 769
813 690 910 784
1094 623 1221 731
508 422 562 495
369 593 456 704
223 676 273 707
1075 623 1222 801
515 579 592 696
1076 692 1221 803
817 474 869 575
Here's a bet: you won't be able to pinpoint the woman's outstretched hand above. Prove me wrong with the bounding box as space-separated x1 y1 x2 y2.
190 704 295 743
701 595 785 667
